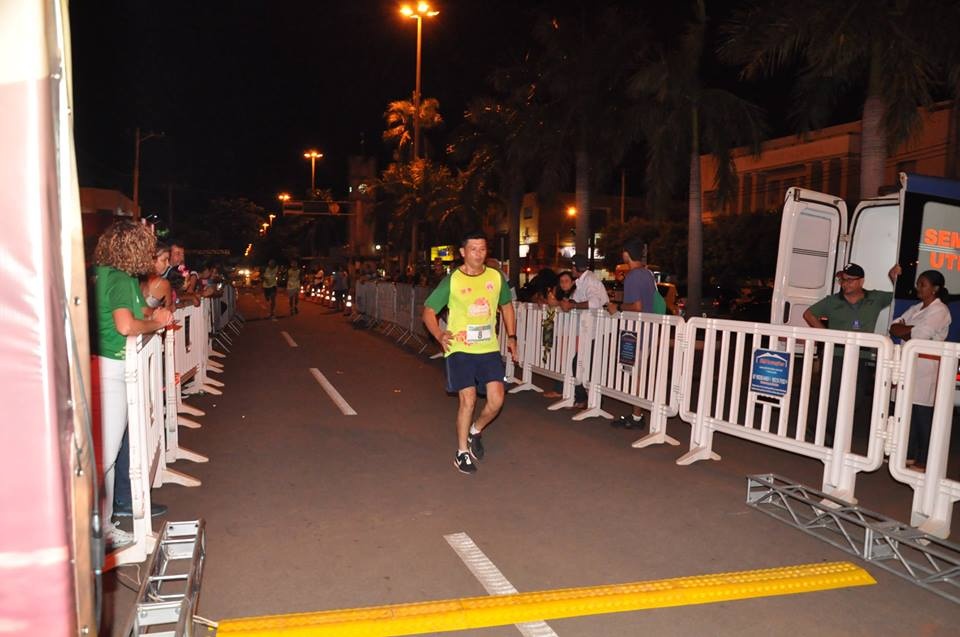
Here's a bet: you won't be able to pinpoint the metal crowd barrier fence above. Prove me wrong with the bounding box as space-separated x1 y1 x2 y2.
508 303 579 406
109 332 166 567
586 310 684 447
350 281 434 353
889 339 960 538
174 302 221 397
498 302 521 383
507 306 960 537
675 317 893 505
376 282 399 336
109 286 242 565
163 327 206 483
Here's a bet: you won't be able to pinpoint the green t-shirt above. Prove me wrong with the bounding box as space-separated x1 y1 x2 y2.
424 266 511 356
94 265 145 360
807 289 893 333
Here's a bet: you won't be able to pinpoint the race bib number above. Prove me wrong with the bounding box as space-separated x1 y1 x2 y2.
466 324 492 343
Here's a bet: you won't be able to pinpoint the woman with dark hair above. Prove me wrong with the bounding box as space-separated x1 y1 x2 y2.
92 221 173 549
141 241 173 313
890 269 952 470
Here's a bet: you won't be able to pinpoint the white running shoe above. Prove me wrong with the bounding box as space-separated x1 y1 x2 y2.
106 525 135 551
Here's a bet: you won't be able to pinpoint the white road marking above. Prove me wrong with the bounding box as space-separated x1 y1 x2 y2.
309 368 357 416
280 331 298 347
444 532 559 637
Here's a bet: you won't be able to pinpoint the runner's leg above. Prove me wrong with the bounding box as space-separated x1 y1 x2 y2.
474 380 504 433
456 386 477 450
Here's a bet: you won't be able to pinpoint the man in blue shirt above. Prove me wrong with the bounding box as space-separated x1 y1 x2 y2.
607 240 660 428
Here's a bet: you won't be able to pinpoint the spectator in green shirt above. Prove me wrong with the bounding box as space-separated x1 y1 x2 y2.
802 262 900 447
802 263 899 332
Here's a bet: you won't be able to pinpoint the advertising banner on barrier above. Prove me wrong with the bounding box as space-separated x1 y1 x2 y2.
618 329 638 372
749 348 791 398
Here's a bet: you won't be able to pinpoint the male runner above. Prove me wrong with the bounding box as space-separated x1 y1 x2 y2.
423 231 518 474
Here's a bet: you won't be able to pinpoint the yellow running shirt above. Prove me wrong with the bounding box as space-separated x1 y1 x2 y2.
424 266 511 356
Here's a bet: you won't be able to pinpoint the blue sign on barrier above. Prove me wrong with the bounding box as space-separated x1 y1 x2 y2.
619 330 638 371
750 348 791 398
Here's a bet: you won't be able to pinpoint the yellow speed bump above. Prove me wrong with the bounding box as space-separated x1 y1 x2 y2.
217 561 874 636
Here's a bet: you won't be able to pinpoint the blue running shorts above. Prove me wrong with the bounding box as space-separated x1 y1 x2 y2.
444 351 505 393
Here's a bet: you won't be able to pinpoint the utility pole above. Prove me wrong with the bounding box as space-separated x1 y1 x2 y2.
132 127 163 219
620 168 626 223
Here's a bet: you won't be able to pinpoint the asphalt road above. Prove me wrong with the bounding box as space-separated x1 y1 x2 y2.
103 290 960 636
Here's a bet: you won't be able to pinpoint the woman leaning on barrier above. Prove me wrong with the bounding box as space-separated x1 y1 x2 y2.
889 269 952 471
91 221 173 550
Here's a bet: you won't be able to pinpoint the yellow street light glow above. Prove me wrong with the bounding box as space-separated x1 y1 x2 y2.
567 206 577 217
277 192 291 202
303 150 323 159
401 2 437 18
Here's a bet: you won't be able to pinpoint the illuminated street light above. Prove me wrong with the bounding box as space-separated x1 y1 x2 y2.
277 192 291 218
303 151 323 196
567 206 577 217
400 2 438 161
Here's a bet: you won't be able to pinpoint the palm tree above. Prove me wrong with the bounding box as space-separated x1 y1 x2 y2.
376 159 460 267
449 95 546 288
720 0 960 199
525 4 650 258
629 0 765 317
383 97 443 164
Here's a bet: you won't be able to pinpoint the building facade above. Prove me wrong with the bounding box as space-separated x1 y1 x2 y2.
519 192 645 266
699 101 959 223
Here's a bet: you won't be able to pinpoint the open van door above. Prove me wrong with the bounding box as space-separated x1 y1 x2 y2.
771 188 847 326
847 194 900 334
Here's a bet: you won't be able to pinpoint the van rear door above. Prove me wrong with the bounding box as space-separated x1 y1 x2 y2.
847 195 900 333
771 188 847 326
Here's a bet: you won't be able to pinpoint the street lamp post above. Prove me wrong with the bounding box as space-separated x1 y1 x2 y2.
303 150 323 197
400 3 438 161
277 192 291 217
132 127 164 218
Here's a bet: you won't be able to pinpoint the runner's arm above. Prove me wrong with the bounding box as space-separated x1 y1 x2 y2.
499 302 518 361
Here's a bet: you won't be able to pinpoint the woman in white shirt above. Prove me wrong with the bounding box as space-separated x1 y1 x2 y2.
889 269 952 470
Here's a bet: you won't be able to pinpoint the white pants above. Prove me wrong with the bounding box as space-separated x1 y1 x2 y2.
97 356 127 523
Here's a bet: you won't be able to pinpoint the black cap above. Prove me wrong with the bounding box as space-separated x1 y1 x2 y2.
839 263 865 278
571 254 589 270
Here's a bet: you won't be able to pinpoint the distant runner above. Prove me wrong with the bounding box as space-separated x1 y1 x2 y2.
423 231 518 474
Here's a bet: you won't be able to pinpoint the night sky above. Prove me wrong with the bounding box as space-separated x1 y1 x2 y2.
69 1 801 219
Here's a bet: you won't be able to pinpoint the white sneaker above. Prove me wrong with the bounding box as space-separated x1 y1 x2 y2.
106 525 135 551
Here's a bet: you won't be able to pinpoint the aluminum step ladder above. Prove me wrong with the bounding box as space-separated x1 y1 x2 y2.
122 520 206 636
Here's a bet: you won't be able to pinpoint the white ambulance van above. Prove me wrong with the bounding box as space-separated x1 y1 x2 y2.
771 173 960 343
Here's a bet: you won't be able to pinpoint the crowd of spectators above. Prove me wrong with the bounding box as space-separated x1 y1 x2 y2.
87 223 229 550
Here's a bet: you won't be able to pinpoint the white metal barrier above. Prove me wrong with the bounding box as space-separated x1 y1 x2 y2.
889 339 960 538
162 328 206 483
584 310 684 447
109 286 241 565
676 317 893 504
111 332 165 566
509 304 579 406
174 302 221 396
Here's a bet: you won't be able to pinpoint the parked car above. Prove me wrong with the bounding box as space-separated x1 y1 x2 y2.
731 286 774 322
676 284 738 318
